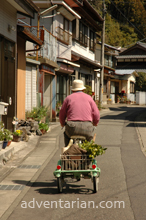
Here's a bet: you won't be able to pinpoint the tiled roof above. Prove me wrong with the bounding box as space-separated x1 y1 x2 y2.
116 55 146 59
115 69 139 76
137 42 146 49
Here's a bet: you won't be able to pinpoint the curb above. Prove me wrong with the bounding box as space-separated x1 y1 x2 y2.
0 145 14 167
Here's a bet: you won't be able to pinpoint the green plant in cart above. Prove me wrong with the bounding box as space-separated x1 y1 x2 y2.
79 140 107 159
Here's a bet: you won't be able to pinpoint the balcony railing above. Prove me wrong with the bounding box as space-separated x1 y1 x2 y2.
38 27 57 62
56 26 72 45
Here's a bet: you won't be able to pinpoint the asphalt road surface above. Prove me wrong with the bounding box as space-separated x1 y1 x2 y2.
5 106 146 220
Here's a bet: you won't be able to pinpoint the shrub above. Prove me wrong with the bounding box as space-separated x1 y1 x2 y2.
39 123 49 131
3 129 13 141
83 85 92 96
25 106 48 122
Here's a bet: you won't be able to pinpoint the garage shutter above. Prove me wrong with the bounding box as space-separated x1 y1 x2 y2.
25 65 36 112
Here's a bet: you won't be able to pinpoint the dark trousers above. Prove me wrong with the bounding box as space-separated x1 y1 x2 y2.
64 121 94 146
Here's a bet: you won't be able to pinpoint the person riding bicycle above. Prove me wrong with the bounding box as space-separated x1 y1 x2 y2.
59 79 100 146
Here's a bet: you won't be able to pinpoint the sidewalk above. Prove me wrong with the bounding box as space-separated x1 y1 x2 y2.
0 121 62 220
0 122 60 168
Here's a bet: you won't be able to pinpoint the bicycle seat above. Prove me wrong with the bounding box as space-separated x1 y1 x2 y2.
70 135 86 140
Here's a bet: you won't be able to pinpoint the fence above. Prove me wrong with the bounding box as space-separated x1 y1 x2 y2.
136 91 146 105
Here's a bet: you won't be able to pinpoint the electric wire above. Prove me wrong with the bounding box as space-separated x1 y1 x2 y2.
110 0 146 38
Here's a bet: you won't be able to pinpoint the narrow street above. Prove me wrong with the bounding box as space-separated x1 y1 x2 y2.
1 106 146 220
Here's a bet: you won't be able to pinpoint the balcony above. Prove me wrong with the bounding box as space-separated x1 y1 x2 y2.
38 27 57 63
17 19 43 46
56 26 72 45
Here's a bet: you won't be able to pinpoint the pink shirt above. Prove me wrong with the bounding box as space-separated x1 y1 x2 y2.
59 92 100 126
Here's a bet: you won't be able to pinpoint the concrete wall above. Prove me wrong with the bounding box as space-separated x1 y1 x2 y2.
72 41 95 60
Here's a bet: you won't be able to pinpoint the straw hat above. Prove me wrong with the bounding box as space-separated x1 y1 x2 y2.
71 80 86 91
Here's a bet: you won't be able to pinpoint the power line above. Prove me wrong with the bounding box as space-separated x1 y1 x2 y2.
110 0 146 38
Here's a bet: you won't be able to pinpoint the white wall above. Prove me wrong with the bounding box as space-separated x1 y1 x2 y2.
136 91 146 105
0 0 17 42
127 74 136 94
57 41 71 60
72 41 95 61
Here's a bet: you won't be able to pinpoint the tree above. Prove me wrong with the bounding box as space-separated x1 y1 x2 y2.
135 72 146 91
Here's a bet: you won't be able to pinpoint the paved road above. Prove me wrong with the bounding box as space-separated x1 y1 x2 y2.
2 105 146 220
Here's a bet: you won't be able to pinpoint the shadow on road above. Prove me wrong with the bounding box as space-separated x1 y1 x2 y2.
13 179 94 194
100 106 146 125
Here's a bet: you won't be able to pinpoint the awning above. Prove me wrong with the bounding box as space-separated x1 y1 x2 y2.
52 1 81 20
115 69 139 77
71 50 102 69
7 0 39 18
57 58 80 67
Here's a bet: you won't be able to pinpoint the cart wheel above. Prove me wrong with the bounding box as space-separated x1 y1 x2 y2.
93 176 98 193
57 177 63 193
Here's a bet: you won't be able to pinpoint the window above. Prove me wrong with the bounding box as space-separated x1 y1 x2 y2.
63 18 69 43
130 82 135 93
103 80 107 93
105 54 109 66
79 21 88 46
90 30 95 51
64 18 69 32
111 81 115 93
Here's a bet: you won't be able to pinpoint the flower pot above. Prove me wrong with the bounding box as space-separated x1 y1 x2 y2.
13 135 21 142
7 140 12 146
40 129 46 134
2 141 8 149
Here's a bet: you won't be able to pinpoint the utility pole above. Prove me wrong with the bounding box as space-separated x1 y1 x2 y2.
99 0 105 105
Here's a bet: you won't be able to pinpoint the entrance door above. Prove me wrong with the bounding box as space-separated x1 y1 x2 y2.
2 57 15 130
56 75 67 104
115 82 119 103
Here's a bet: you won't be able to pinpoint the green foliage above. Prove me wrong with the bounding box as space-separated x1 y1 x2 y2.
39 123 49 131
0 130 5 141
26 106 48 121
105 14 138 47
83 85 92 96
89 0 146 47
3 129 13 141
0 122 4 130
56 101 62 116
135 72 146 91
79 140 107 159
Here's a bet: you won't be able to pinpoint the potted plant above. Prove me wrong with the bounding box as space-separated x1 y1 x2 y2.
39 122 49 134
56 101 62 117
3 129 13 146
117 95 121 103
126 99 131 104
0 130 4 150
13 129 23 142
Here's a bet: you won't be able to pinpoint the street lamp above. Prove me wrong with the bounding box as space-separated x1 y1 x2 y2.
36 5 58 60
